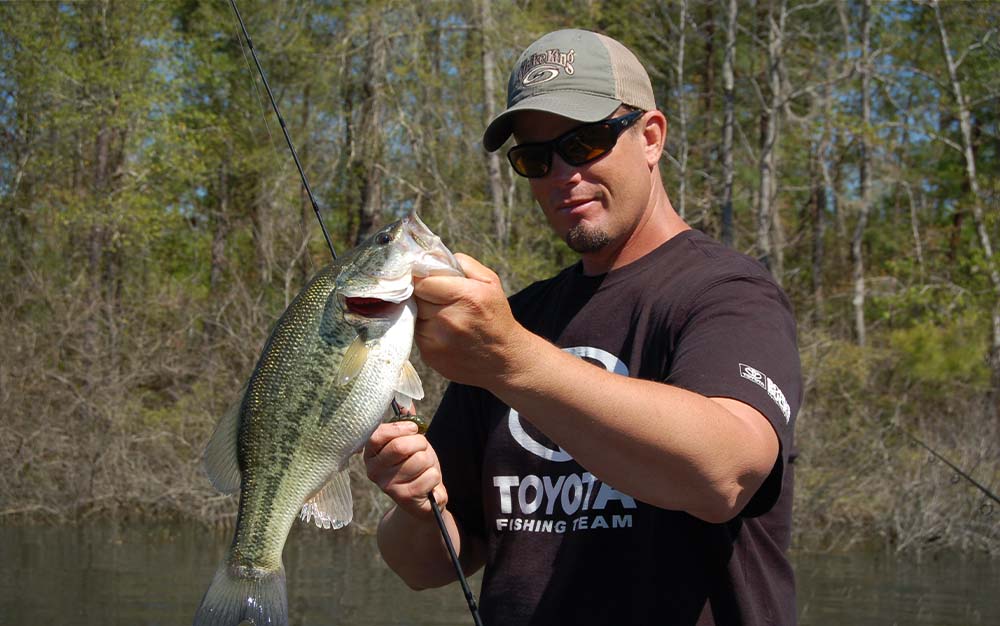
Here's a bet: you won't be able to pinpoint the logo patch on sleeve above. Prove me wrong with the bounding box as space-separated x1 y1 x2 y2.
739 363 791 423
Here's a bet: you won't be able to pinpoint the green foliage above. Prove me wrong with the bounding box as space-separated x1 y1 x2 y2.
889 315 990 389
0 0 997 553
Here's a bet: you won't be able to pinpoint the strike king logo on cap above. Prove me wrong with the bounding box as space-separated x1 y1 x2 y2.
517 48 576 86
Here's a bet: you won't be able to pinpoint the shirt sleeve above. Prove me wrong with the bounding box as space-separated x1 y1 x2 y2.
665 275 802 517
426 382 489 542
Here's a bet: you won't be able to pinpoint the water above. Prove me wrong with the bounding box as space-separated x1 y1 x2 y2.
0 523 996 625
796 550 997 626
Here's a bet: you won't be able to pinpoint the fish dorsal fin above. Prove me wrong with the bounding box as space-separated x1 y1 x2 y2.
394 360 425 404
335 334 369 386
202 385 245 494
300 470 353 530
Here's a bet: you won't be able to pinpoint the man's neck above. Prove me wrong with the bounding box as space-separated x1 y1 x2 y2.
580 193 688 276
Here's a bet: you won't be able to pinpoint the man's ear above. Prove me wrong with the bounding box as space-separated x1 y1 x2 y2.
642 110 667 167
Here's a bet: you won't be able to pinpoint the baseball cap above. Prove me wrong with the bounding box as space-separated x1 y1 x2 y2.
483 29 656 152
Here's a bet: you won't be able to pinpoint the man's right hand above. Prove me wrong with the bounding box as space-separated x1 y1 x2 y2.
364 421 448 521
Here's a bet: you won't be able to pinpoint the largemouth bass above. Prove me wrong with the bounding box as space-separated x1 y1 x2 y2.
192 211 462 626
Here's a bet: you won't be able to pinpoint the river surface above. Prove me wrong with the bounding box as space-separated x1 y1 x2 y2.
0 522 996 625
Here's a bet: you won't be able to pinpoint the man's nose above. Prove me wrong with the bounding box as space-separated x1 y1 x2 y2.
547 152 584 183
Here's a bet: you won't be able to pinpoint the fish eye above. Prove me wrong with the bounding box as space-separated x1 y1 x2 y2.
375 232 392 245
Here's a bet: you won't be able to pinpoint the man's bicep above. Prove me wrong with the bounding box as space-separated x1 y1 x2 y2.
709 397 780 473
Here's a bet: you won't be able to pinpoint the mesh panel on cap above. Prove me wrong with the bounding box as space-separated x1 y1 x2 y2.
594 33 656 111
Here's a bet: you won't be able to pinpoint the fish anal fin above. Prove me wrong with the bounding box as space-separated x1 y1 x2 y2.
300 470 353 530
335 335 369 386
202 386 245 494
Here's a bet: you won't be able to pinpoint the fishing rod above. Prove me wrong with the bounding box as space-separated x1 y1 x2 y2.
896 423 999 508
227 2 483 624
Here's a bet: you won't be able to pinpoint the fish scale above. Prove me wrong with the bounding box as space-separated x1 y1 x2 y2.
235 266 344 572
193 212 463 626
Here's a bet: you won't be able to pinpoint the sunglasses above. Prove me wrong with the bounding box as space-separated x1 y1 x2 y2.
506 110 645 178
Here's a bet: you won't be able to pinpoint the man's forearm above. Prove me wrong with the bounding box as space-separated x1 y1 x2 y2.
490 330 779 523
377 504 483 590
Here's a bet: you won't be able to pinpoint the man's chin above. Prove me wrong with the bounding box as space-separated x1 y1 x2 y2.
565 224 611 253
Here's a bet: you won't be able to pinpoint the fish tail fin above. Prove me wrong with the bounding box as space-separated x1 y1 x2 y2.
192 556 287 626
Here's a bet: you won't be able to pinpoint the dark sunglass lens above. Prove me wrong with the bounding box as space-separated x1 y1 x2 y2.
509 146 550 178
558 123 617 165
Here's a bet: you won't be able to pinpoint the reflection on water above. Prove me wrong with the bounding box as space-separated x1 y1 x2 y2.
796 550 998 626
0 523 996 625
0 523 480 626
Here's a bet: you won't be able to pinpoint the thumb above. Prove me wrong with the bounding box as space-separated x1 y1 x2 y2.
454 253 499 285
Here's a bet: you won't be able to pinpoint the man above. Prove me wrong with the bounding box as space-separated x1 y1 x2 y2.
365 29 801 625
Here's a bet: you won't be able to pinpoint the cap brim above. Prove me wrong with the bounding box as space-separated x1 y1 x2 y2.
482 93 621 152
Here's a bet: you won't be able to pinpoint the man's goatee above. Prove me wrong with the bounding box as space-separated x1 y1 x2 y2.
566 223 611 253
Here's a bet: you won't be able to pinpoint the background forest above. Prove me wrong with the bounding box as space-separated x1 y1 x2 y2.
1 0 997 555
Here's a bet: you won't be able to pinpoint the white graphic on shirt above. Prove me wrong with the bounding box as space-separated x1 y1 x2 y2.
497 347 636 534
507 346 629 462
492 471 638 535
739 363 791 422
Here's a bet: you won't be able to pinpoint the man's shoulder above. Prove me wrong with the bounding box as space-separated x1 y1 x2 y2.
668 231 772 281
616 231 777 304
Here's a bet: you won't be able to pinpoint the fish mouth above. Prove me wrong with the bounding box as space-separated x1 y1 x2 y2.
344 296 402 318
403 212 464 277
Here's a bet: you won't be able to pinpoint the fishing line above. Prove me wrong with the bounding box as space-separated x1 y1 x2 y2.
228 0 336 261
231 15 278 150
227 3 482 623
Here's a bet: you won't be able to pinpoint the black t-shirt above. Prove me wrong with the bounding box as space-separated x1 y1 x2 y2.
427 230 801 625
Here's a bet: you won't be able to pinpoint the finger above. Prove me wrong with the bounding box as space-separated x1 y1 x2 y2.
375 449 439 487
428 478 449 510
414 255 499 305
453 253 498 283
368 431 429 468
414 298 447 321
364 421 418 459
413 274 467 305
398 465 446 505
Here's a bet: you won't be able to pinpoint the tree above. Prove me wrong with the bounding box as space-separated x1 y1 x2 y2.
851 0 873 347
930 0 1000 415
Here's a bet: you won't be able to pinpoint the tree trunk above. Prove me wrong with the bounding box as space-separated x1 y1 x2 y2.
756 0 785 284
902 182 924 279
252 192 274 284
675 0 689 220
810 141 825 325
851 0 872 347
720 0 737 248
480 0 507 248
210 159 230 296
353 12 387 245
299 82 314 283
932 0 1000 415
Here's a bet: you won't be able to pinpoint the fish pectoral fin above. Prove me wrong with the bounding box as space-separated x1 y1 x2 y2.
300 470 353 530
202 385 245 495
335 335 369 386
394 359 425 403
